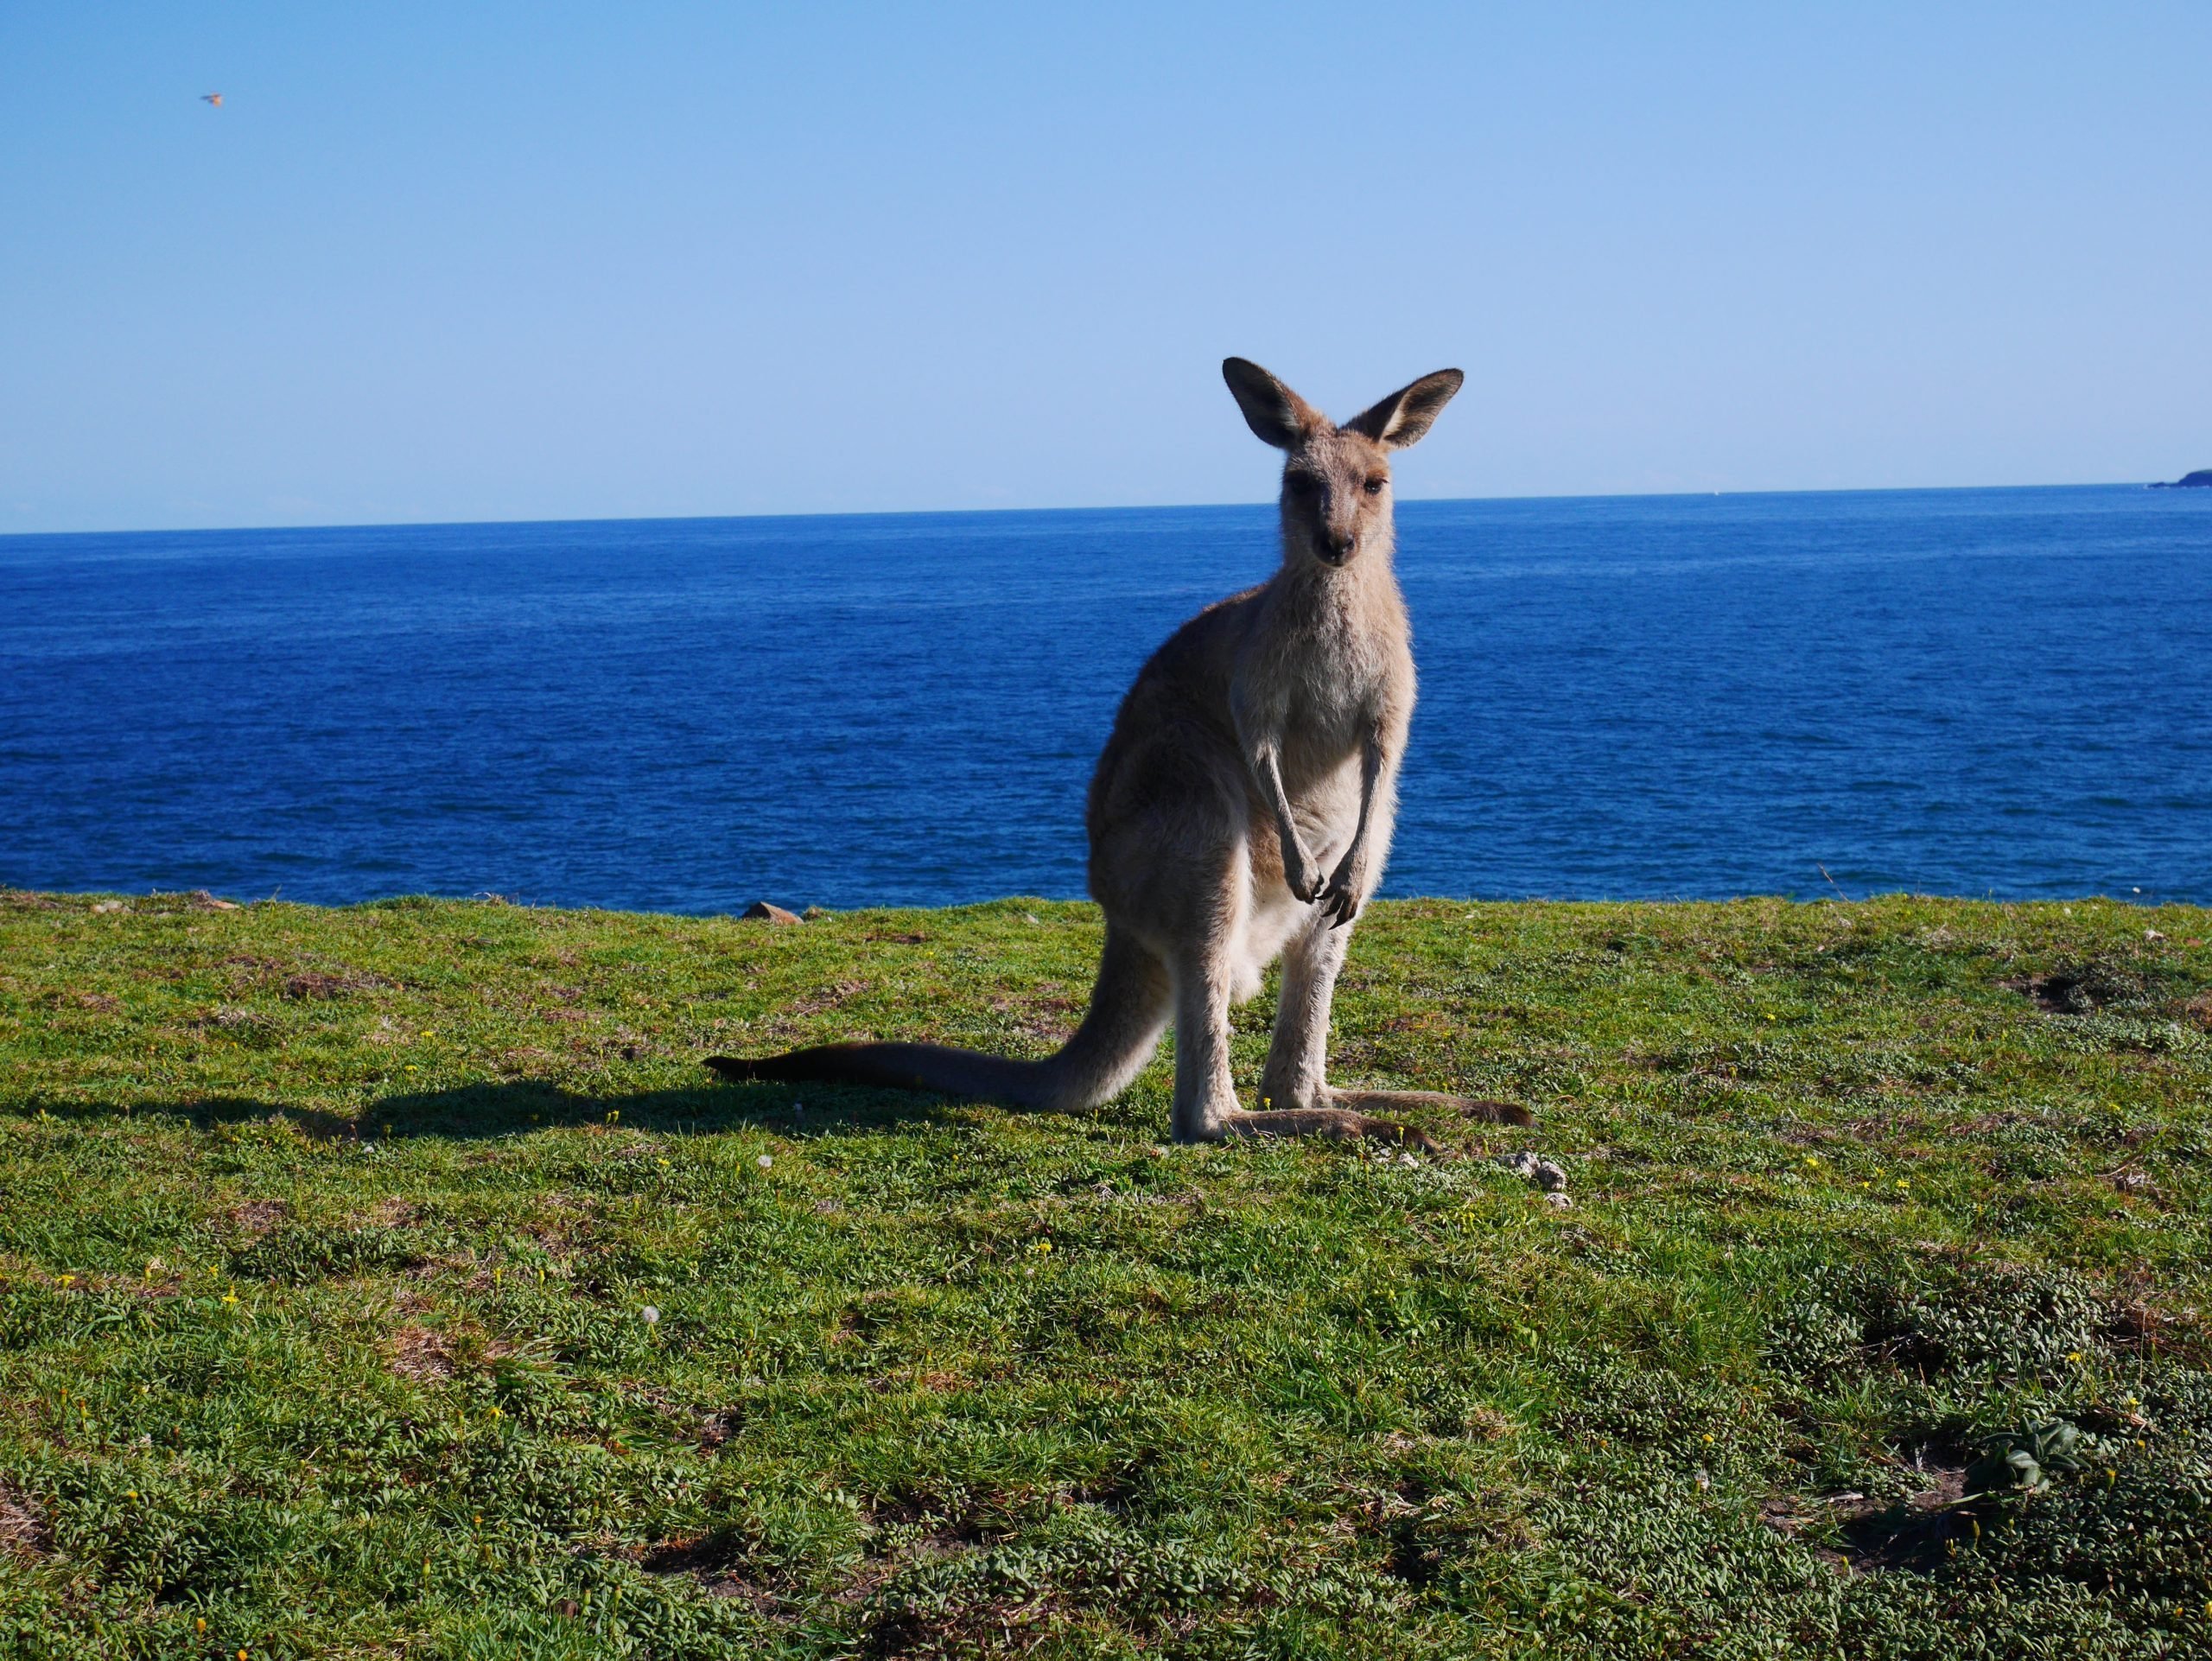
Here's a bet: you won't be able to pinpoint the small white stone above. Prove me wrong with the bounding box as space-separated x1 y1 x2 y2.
1497 1151 1570 1193
1546 1192 1574 1209
756 1154 772 1169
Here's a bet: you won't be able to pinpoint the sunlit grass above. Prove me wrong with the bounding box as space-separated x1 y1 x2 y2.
1 888 2208 1657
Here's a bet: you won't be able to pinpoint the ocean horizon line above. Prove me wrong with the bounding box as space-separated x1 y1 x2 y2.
4 886 2196 915
0 478 2173 546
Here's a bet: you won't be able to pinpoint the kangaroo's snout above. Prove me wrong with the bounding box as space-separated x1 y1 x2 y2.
1283 453 1380 570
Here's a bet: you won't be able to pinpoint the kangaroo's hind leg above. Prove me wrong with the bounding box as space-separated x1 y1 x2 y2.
1169 938 1242 1144
1228 912 1422 1146
1225 912 1530 1153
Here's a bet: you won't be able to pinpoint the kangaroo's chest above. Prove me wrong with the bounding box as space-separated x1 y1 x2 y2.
1279 619 1388 760
1283 674 1369 759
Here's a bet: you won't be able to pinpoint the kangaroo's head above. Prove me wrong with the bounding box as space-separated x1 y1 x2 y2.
1223 358 1464 570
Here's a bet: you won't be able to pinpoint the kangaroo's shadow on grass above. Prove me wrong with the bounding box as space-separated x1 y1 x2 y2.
38 1074 1033 1146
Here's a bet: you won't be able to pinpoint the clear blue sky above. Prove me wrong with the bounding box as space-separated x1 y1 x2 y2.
3 3 2207 532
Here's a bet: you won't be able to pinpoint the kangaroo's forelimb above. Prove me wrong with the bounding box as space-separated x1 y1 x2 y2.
1233 682 1322 906
1254 743 1322 904
1319 730 1386 928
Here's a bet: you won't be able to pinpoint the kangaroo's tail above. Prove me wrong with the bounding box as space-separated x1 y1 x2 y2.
704 926 1171 1112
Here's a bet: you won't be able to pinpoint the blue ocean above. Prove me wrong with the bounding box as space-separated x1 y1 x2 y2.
3 486 2207 912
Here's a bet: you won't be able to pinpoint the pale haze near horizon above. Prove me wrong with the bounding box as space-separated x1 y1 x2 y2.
3 3 2206 535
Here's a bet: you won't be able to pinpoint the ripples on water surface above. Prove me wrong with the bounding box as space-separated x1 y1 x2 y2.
3 486 2207 911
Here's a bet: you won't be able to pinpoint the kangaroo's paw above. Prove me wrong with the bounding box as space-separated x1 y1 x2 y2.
1324 1087 1532 1128
1222 1106 1444 1155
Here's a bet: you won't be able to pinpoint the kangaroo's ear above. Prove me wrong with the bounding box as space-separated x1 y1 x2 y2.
1344 369 1465 449
1222 358 1325 449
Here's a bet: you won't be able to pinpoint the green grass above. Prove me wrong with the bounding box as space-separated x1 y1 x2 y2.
2 888 2209 1659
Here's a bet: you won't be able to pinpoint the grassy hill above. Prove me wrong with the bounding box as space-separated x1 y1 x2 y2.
1 888 2208 1659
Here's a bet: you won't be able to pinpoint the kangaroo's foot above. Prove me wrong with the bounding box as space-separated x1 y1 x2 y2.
1221 1105 1446 1155
1322 1087 1532 1128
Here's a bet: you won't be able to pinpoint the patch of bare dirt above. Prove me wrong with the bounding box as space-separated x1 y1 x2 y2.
636 1532 791 1613
0 1479 51 1557
1829 1461 1971 1575
1758 1496 1851 1572
283 969 391 1000
230 1200 288 1237
849 1497 1002 1610
385 1318 514 1381
1456 1403 1520 1441
2005 961 2146 1016
388 1323 459 1380
785 980 868 1018
696 1406 747 1449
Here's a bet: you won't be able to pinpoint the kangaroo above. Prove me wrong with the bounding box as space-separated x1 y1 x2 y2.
706 359 1529 1149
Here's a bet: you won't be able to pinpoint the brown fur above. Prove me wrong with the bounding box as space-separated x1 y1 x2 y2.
707 360 1530 1149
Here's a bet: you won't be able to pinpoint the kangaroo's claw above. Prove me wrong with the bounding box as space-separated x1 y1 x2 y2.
1319 881 1361 927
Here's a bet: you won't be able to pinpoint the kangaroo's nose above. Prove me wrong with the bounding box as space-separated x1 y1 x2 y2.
1328 531 1356 561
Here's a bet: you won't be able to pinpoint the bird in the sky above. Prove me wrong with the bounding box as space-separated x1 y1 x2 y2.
201 93 223 107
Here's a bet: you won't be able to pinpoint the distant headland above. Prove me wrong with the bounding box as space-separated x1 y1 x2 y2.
2150 468 2212 488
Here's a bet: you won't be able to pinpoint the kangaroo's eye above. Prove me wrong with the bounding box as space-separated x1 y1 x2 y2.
1286 473 1321 498
1363 475 1387 496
